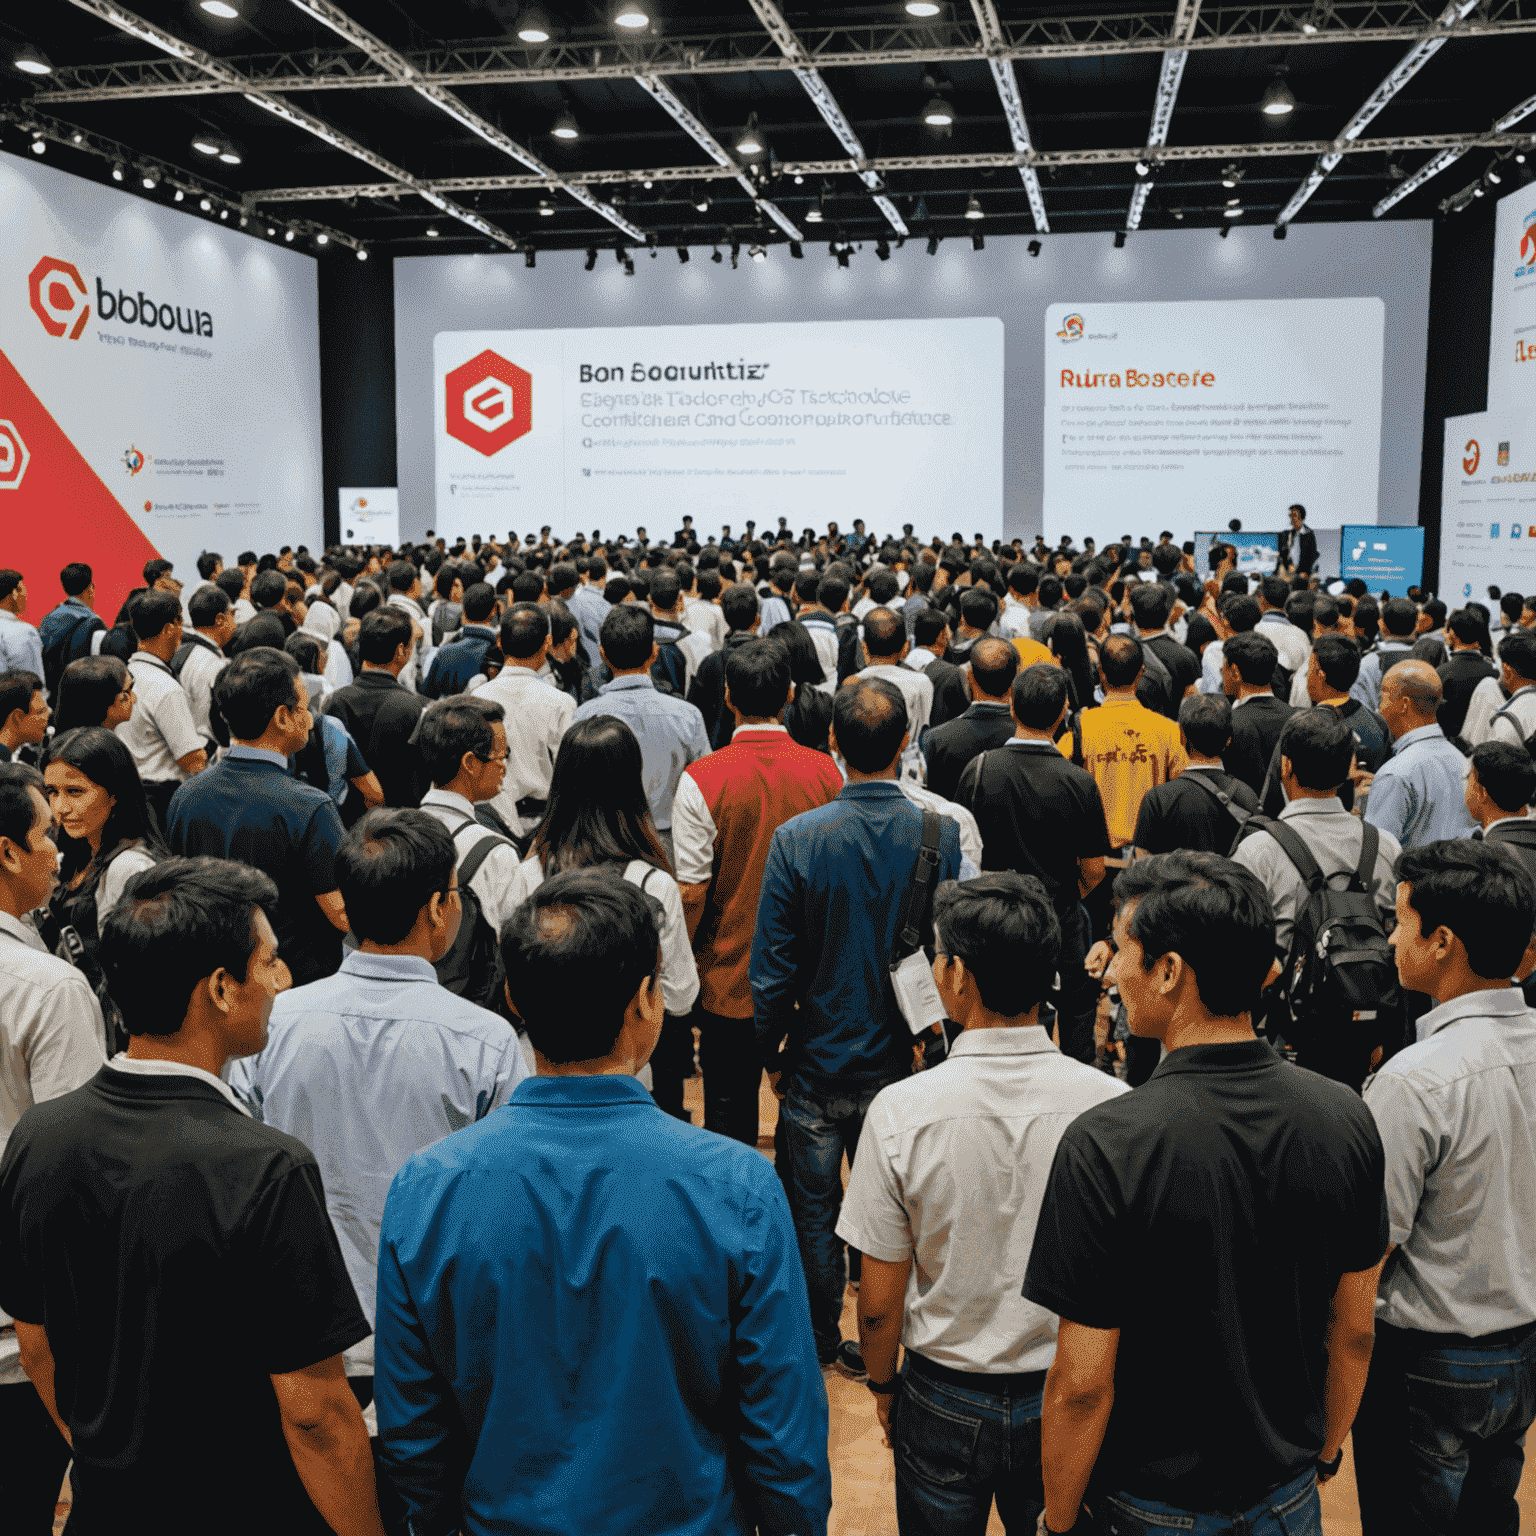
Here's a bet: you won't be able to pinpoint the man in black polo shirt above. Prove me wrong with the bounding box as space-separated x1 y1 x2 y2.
954 663 1109 1062
324 606 428 807
1133 694 1257 855
168 648 348 985
0 858 385 1536
1025 852 1388 1536
922 637 1019 801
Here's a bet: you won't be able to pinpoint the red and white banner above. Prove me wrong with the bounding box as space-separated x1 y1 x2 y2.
1490 185 1536 418
0 150 322 619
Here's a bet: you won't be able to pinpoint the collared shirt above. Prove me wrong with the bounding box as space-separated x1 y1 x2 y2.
1364 723 1478 849
418 787 525 933
387 593 427 692
858 661 934 735
573 674 710 831
176 632 225 740
1364 987 1536 1335
1352 639 1415 711
1232 797 1401 957
838 1027 1127 1374
105 1053 249 1115
567 583 612 669
923 702 1017 803
229 950 526 1340
798 611 840 691
1467 679 1536 749
474 666 577 833
1258 610 1312 681
1133 765 1258 856
760 594 792 634
683 597 727 654
117 651 202 782
998 596 1035 640
1060 696 1187 848
323 670 429 809
897 778 983 873
0 609 44 683
375 1074 831 1536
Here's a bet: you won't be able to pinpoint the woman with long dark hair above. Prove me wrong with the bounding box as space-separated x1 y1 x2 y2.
773 622 835 755
1049 610 1099 713
506 715 698 1103
53 656 135 734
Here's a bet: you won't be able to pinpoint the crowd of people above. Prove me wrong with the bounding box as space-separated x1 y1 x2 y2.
0 513 1532 1536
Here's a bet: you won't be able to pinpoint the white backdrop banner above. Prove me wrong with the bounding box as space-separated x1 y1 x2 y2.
431 317 1004 546
0 150 322 618
1489 186 1536 415
1438 410 1536 600
338 486 399 548
1042 297 1385 550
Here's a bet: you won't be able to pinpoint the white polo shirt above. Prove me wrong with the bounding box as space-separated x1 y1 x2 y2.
116 652 203 784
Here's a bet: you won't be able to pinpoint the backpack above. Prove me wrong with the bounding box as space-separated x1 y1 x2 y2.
1490 687 1536 762
433 815 514 1010
42 607 101 697
1178 769 1259 852
1246 815 1400 1055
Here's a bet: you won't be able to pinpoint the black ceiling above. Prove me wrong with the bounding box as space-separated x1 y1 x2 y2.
3 0 1533 255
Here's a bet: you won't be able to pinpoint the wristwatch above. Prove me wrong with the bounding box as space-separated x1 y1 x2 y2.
1316 1448 1344 1480
866 1375 901 1396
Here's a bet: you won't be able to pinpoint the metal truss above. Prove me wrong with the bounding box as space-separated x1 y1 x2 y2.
60 0 519 250
281 0 642 241
748 0 907 237
971 0 1049 232
36 1 1536 104
1374 88 1536 213
1277 0 1479 223
1127 0 1201 230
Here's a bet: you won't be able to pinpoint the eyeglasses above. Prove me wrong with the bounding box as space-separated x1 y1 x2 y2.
477 750 510 764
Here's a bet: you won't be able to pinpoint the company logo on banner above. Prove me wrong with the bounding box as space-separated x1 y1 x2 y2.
1520 209 1536 276
28 256 90 340
1056 314 1085 342
1465 439 1482 475
0 421 30 490
122 445 149 476
445 349 532 456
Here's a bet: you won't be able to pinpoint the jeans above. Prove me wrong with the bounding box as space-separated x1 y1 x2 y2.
892 1361 1044 1536
697 1010 762 1146
1095 1468 1321 1535
780 1077 885 1360
1354 1320 1536 1535
0 1378 71 1535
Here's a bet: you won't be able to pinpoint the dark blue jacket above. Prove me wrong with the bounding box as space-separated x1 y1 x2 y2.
751 781 961 1092
423 625 497 700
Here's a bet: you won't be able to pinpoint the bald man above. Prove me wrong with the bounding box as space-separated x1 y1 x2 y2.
1365 659 1477 848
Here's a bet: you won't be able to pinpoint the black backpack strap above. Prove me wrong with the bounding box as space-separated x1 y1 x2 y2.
639 865 659 895
1352 821 1380 894
1182 769 1257 834
893 810 944 962
1070 713 1084 768
1247 815 1329 893
458 832 507 887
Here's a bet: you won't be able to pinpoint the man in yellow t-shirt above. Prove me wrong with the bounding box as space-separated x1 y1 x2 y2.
1060 633 1187 848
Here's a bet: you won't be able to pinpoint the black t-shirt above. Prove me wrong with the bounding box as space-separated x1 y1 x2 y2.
954 739 1111 911
0 1068 368 1536
1133 768 1258 855
924 702 1016 802
1023 1041 1388 1512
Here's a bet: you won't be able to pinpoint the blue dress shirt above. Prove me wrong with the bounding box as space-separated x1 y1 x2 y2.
571 673 710 830
375 1074 830 1536
229 950 526 1333
1363 722 1478 849
566 583 611 669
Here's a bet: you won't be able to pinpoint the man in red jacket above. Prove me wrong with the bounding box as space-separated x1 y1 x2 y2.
672 640 843 1144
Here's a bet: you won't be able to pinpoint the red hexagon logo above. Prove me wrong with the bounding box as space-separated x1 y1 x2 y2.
29 256 90 340
0 421 31 491
445 349 532 456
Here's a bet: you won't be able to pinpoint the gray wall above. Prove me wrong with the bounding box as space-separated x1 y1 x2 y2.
394 220 1431 546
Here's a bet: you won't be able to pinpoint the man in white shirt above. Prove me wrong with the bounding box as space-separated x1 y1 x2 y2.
839 873 1126 1533
386 562 429 693
178 585 237 743
116 590 207 828
999 564 1039 640
0 763 105 1532
475 604 575 841
0 572 45 687
1465 628 1536 748
681 566 727 654
857 608 933 738
1255 575 1311 691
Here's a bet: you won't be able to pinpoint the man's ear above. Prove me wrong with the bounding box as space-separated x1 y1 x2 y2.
0 835 23 876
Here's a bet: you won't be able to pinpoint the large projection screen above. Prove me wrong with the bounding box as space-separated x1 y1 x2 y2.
394 221 1430 549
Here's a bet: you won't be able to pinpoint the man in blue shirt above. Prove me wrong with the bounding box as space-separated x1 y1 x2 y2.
231 808 526 1416
752 678 963 1372
1367 660 1478 849
375 870 830 1536
566 556 611 669
421 581 499 698
167 648 349 984
572 604 710 861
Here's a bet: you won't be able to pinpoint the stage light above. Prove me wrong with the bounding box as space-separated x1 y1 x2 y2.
175 189 185 202
238 213 247 226
285 226 296 241
875 237 890 260
584 247 599 270
793 173 804 184
199 195 212 210
922 97 955 128
1134 161 1150 178
906 0 942 13
736 114 764 157
14 45 53 75
219 208 229 220
926 234 940 255
1113 230 1126 248
745 244 763 263
539 199 554 216
192 135 221 157
525 249 536 268
516 7 552 42
552 112 579 141
71 132 83 144
1273 224 1288 240
1224 200 1243 217
141 167 161 189
356 247 368 260
218 146 242 165
1487 166 1503 185
30 137 46 156
613 1 649 28
711 246 723 263
200 0 241 16
789 241 803 258
1221 165 1241 188
426 225 440 237
112 162 125 181
265 224 275 235
971 231 984 251
1027 239 1042 256
964 194 984 220
693 189 711 213
805 206 823 223
315 230 327 243
1172 208 1184 219
1261 74 1296 116
1517 151 1527 164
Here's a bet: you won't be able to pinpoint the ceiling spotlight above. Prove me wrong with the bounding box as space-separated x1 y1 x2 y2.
238 213 247 226
711 246 723 263
315 230 327 243
584 247 599 270
789 240 803 258
922 96 955 128
1517 151 1527 164
219 208 229 220
29 137 46 156
426 224 439 237
1028 238 1042 256
926 234 940 255
71 131 83 144
141 167 160 189
805 205 823 224
199 195 212 211
14 44 53 76
906 0 942 12
552 111 579 140
693 189 711 213
1172 207 1184 219
200 0 241 16
964 194 984 220
538 199 554 216
1224 204 1243 217
111 162 125 182
525 249 536 268
1273 224 1288 240
1487 166 1503 186
285 227 297 241
1134 161 1150 178
613 2 650 28
265 224 275 235
192 135 221 157
749 244 766 263
876 237 890 260
175 189 185 202
971 231 984 251
1261 74 1297 116
1474 185 1486 198
218 146 242 165
1113 230 1127 249
793 173 804 185
516 7 552 42
1221 165 1243 188
356 247 368 260
736 114 765 157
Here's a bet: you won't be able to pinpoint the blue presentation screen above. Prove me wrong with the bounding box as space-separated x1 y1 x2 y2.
1340 526 1425 596
1193 531 1281 578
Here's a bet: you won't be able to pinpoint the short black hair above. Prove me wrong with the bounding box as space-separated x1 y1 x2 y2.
0 670 42 725
0 761 44 846
1397 839 1536 980
1114 851 1277 1018
1312 634 1362 692
131 590 181 640
251 569 289 610
337 809 457 946
1129 583 1173 630
933 872 1061 1016
214 647 300 740
862 607 906 660
196 550 223 581
970 638 1019 698
600 604 655 671
867 569 899 604
1220 593 1261 633
725 640 791 719
462 581 498 623
833 677 907 771
511 571 545 605
188 584 231 628
1471 741 1536 814
1259 574 1289 609
500 602 550 660
283 632 323 675
722 584 760 632
1500 629 1536 682
1099 633 1144 689
501 870 662 1063
1008 564 1038 597
649 569 681 612
1178 692 1232 758
912 607 950 649
818 575 850 613
547 562 578 597
59 562 93 596
1280 708 1355 790
960 587 999 630
1381 596 1418 638
420 696 505 786
214 568 246 604
359 606 414 666
387 560 419 593
100 857 279 1037
1012 662 1069 729
1224 630 1279 687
